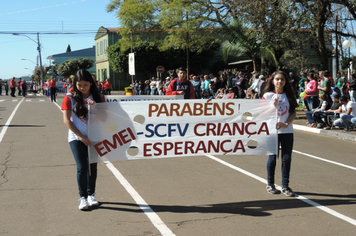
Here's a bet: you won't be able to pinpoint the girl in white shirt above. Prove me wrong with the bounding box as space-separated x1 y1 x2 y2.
262 71 298 197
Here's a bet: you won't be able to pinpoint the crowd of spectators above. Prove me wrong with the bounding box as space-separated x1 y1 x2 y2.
130 68 356 131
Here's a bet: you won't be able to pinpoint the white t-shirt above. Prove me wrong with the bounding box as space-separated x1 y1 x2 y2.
61 94 92 143
263 92 294 134
345 101 356 116
150 81 156 90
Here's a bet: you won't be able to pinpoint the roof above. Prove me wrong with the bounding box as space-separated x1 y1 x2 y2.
47 46 95 59
95 26 119 40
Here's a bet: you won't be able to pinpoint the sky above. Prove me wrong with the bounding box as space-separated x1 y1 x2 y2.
0 0 119 80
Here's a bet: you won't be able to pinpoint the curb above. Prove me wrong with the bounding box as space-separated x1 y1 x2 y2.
293 124 356 142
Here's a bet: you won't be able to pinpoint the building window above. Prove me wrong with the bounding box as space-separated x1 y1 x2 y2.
100 41 103 55
104 39 107 54
96 43 99 56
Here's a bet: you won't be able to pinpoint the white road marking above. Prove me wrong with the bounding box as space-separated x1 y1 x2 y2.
0 100 4 102
12 100 18 102
206 154 356 226
25 100 32 102
54 102 176 236
0 98 24 143
105 161 176 236
293 150 356 171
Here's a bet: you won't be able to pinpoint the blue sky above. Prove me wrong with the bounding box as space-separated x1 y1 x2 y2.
0 0 119 79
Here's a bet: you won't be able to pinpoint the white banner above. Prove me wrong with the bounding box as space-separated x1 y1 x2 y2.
89 99 278 163
129 53 135 75
104 95 184 103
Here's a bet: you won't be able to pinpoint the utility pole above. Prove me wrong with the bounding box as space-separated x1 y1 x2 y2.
37 32 44 86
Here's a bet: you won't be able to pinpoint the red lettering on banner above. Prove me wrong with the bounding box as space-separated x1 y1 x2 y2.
153 143 162 156
175 142 183 155
142 140 246 157
258 122 270 135
233 140 245 152
103 134 123 152
164 142 174 155
192 122 270 137
93 127 135 157
184 141 195 154
94 142 108 157
144 143 152 157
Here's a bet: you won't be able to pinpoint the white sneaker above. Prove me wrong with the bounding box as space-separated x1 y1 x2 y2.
78 197 89 210
87 193 99 207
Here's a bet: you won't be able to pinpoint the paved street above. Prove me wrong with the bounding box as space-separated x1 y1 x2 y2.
1 94 356 236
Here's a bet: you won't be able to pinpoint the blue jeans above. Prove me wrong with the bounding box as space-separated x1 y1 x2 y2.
69 140 97 198
333 118 345 127
340 114 355 127
305 111 315 124
349 90 356 102
305 96 319 111
351 117 356 125
267 133 293 188
299 87 305 103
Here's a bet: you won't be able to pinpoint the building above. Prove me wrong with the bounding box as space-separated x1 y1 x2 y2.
47 46 96 75
95 26 133 90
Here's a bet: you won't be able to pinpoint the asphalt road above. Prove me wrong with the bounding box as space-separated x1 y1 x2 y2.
1 93 356 236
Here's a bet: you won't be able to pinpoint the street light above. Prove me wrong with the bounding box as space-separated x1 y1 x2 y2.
343 40 352 81
13 33 43 86
22 58 37 65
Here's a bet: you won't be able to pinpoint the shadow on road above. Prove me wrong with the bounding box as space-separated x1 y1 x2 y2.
97 193 356 217
0 125 46 128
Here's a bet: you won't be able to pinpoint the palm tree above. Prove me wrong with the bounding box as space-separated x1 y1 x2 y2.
221 19 278 72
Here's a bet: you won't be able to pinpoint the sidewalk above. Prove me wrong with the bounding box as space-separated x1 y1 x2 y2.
294 110 356 142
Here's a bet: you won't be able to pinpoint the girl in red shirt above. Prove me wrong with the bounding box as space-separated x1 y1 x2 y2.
61 69 105 210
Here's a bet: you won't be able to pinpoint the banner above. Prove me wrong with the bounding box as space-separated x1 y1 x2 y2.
105 95 184 103
88 99 278 163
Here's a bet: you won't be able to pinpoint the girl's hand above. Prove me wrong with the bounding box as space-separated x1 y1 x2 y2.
276 122 288 130
273 96 279 108
79 136 92 146
87 98 96 105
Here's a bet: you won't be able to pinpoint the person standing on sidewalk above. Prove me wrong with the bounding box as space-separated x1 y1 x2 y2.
166 67 195 99
21 79 27 97
263 71 298 197
61 69 105 210
4 81 9 96
49 76 57 102
17 78 22 96
104 79 112 95
10 77 16 97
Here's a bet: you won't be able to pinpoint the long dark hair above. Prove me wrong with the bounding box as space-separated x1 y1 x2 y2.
71 69 102 119
264 71 298 114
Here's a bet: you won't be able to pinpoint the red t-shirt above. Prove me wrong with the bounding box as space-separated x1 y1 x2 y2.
49 80 56 88
104 82 112 90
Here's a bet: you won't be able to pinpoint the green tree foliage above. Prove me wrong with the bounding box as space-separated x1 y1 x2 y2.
106 0 224 74
221 19 278 73
107 40 219 76
107 0 356 73
56 58 94 77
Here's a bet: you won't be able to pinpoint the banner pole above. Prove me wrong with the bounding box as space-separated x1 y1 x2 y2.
88 104 91 176
275 89 279 162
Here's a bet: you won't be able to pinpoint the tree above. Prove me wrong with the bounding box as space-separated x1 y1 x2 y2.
107 40 219 76
220 19 278 73
55 58 94 77
66 44 72 52
106 0 224 74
